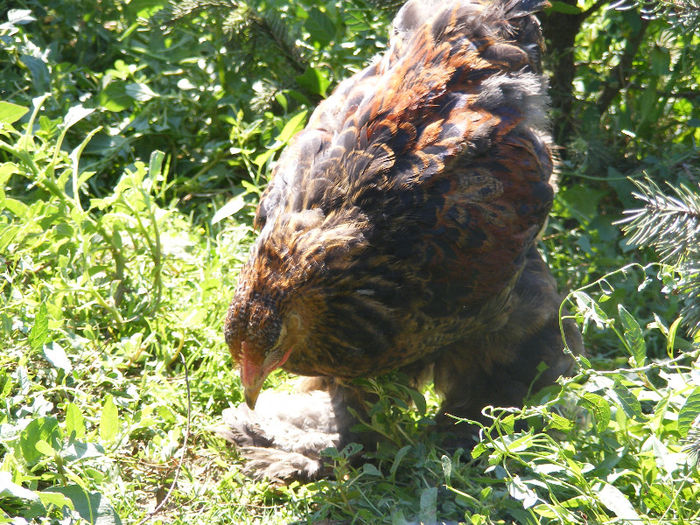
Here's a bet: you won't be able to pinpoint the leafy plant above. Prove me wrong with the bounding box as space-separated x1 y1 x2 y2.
1 0 699 523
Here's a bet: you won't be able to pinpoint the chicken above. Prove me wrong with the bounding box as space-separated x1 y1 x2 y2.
221 0 583 481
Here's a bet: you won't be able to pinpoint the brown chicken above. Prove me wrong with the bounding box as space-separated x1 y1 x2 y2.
221 0 583 481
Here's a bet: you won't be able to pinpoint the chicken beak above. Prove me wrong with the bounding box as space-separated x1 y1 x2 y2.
244 384 261 410
240 343 265 410
239 341 295 410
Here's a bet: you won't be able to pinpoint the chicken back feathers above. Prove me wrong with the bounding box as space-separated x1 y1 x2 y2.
225 0 575 408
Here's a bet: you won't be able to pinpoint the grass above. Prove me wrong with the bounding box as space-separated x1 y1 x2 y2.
1 1 699 524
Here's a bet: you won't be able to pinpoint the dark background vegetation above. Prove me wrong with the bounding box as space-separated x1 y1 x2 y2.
1 0 698 523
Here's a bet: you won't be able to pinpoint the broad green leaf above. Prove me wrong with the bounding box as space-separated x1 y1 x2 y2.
64 104 95 129
35 439 56 456
62 441 105 462
0 472 39 502
507 475 538 508
2 197 29 217
65 402 86 440
44 485 123 525
418 486 437 525
667 316 683 357
8 9 37 25
43 342 72 373
362 463 382 476
547 1 582 14
19 54 50 92
125 82 158 101
0 162 20 184
211 192 247 225
296 67 331 97
642 485 672 514
306 7 336 47
148 149 165 181
471 441 487 459
19 417 61 466
389 445 412 478
0 101 29 125
28 302 49 352
39 490 75 511
406 387 427 416
581 393 611 433
678 387 700 437
533 504 559 518
98 83 132 112
440 454 452 485
278 110 308 143
593 482 640 521
99 395 119 444
127 0 167 18
618 305 646 367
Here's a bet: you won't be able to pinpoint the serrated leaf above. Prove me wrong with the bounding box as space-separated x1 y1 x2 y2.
618 305 646 367
678 387 700 437
65 402 86 440
572 291 609 329
28 302 49 352
581 393 611 432
612 379 644 421
0 101 29 125
99 396 119 444
546 412 574 432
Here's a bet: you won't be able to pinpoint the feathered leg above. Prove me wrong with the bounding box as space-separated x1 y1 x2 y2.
215 377 367 482
433 247 583 439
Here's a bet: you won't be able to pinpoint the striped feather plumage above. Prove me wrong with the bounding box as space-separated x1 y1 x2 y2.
222 0 583 481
